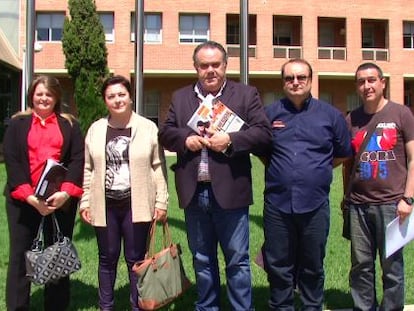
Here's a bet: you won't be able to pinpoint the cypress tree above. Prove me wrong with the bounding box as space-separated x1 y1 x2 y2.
62 0 109 134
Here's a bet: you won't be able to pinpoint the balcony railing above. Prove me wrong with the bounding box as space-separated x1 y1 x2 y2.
226 44 256 57
318 47 347 60
361 48 389 61
273 46 302 59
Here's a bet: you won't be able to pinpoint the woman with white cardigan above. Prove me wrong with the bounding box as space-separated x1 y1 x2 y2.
79 75 168 311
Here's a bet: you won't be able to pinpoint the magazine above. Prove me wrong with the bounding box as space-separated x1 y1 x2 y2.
187 100 246 135
35 159 68 200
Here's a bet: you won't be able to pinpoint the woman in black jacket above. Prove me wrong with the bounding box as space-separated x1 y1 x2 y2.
3 75 84 311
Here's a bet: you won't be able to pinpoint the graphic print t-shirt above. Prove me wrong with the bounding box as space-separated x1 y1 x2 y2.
105 126 131 200
347 102 414 204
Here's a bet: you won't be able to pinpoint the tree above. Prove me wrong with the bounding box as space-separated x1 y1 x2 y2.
62 0 109 134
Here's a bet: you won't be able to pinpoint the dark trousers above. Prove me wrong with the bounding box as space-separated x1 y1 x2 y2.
6 193 77 311
94 197 151 311
263 203 330 311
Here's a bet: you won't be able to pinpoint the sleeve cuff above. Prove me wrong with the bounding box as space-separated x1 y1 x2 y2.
11 184 34 201
61 182 83 198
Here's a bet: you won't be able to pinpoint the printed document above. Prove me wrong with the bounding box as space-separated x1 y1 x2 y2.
385 211 414 258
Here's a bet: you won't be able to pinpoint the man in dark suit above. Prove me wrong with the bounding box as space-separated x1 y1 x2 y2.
159 41 271 311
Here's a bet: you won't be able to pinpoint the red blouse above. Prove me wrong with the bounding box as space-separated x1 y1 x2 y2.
11 113 82 201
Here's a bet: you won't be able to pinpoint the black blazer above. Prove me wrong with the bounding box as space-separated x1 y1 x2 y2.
3 113 84 195
159 80 271 210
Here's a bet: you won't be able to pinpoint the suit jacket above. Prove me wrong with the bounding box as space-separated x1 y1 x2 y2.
80 112 168 226
3 113 84 196
159 80 271 209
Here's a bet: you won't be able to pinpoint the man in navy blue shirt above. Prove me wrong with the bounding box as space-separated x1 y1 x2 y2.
262 58 352 310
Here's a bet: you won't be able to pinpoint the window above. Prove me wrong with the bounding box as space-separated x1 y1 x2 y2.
403 21 414 49
319 23 335 47
145 14 162 43
274 22 292 45
0 73 13 140
62 89 71 112
144 90 160 125
319 93 333 105
404 92 411 107
179 14 209 43
36 13 65 41
347 94 361 112
99 13 114 42
362 24 375 48
262 92 284 106
130 13 162 43
227 14 239 44
226 14 257 45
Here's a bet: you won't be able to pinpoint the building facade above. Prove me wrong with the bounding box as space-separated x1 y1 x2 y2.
3 0 414 133
0 0 21 143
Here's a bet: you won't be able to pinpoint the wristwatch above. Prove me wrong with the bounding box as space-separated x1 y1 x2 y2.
401 196 414 205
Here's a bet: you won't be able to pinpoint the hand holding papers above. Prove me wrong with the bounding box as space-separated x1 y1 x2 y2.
35 159 68 200
385 211 414 258
187 100 246 135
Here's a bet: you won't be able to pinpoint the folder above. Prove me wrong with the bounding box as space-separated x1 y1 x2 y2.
35 159 68 200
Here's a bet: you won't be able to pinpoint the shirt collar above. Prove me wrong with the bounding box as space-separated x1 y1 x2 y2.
283 94 313 112
32 112 58 126
195 80 227 99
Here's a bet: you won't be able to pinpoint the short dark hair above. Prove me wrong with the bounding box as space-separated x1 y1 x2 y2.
193 41 228 65
355 62 384 80
280 58 313 79
101 75 133 99
197 120 204 127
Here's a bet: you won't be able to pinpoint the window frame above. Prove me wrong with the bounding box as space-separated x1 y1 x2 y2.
36 12 65 42
362 24 375 48
403 21 414 49
98 12 115 43
144 90 161 125
179 14 209 44
130 12 162 43
274 21 292 46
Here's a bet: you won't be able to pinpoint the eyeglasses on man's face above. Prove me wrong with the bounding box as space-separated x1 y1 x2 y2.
283 75 309 84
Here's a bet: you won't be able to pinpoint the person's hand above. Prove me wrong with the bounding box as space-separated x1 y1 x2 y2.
46 191 70 209
153 208 167 223
26 195 54 216
397 199 413 224
207 131 231 153
79 207 92 224
185 135 210 152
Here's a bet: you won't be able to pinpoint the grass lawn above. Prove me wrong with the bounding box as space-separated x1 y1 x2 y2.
1 156 413 310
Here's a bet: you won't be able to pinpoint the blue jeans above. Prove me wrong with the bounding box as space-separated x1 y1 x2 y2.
263 202 330 311
184 183 253 311
349 203 404 311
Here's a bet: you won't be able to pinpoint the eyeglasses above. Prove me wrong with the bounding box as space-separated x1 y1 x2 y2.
283 75 309 84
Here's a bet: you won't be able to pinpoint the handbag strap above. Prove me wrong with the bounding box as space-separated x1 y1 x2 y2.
30 213 65 251
147 220 173 257
31 217 45 252
51 213 65 243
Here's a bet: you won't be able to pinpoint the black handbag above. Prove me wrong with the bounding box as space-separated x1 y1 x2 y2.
25 213 81 285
